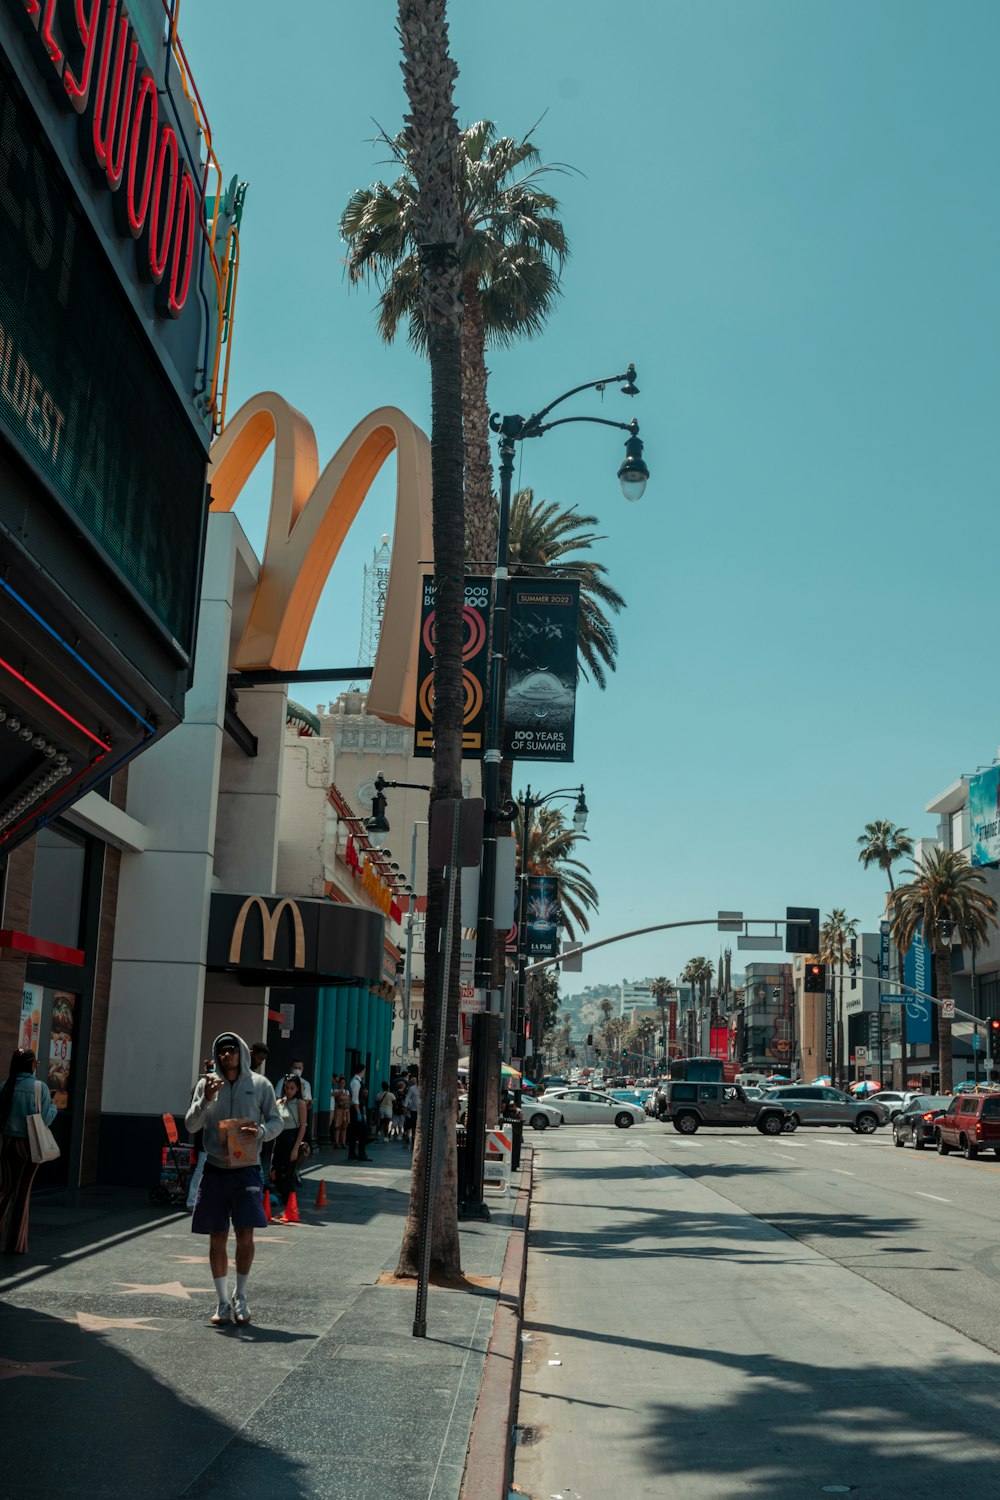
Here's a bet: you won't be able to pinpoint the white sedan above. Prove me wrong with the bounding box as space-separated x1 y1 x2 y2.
522 1097 564 1131
541 1087 645 1128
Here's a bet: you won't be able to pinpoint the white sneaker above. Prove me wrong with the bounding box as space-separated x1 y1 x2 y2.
232 1293 251 1325
211 1300 232 1325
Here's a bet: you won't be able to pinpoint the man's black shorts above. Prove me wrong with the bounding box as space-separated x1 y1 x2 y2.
191 1162 267 1233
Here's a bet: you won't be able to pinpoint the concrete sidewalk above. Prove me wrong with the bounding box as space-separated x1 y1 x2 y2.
0 1143 520 1500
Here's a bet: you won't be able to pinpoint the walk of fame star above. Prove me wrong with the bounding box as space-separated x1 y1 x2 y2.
75 1312 164 1332
0 1358 82 1381
114 1281 206 1299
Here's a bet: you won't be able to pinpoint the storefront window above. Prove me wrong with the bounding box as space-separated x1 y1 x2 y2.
29 826 86 950
19 982 79 1115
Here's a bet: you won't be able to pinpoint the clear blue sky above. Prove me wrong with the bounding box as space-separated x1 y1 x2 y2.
182 2 1000 987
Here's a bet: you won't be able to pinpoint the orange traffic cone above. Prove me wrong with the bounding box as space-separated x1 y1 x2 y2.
315 1179 328 1208
263 1187 272 1223
282 1191 300 1224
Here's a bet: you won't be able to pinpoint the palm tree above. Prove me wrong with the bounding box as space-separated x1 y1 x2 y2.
515 802 598 938
508 488 626 689
820 909 859 1089
341 120 569 559
392 0 465 1282
650 977 675 1070
857 820 914 893
890 848 998 1093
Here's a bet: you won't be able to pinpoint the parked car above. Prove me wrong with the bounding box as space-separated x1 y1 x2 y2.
522 1097 564 1132
892 1096 953 1150
610 1088 644 1108
540 1087 645 1128
935 1091 1000 1158
865 1090 908 1120
663 1082 792 1136
763 1084 888 1133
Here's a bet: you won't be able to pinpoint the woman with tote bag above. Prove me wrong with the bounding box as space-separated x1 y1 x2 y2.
0 1048 59 1253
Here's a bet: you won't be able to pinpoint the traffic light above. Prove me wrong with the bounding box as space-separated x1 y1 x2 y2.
989 1017 1000 1063
586 1032 593 1046
413 1027 422 1047
849 936 857 990
787 906 821 954
771 987 780 1001
804 963 826 993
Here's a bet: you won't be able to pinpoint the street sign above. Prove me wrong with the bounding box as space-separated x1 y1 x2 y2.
718 911 743 932
879 994 908 1005
855 1045 868 1062
941 998 956 1019
737 935 782 950
973 1031 982 1051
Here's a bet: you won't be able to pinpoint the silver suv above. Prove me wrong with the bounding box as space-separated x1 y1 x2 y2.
764 1084 888 1133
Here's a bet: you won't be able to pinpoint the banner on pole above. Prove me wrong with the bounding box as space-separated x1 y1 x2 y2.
525 874 560 958
503 579 580 763
413 576 490 758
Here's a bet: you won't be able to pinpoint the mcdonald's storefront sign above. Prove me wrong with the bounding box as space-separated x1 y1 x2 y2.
207 892 385 988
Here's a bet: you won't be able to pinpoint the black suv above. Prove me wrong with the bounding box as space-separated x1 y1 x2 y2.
665 1082 792 1135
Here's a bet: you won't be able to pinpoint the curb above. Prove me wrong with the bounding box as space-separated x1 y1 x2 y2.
459 1145 533 1500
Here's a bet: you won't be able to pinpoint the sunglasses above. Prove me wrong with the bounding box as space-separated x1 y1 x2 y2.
217 1043 239 1056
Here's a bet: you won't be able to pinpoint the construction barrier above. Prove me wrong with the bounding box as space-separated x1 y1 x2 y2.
483 1127 512 1195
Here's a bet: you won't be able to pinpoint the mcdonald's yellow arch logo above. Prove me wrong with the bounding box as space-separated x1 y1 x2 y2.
229 897 306 968
208 392 433 725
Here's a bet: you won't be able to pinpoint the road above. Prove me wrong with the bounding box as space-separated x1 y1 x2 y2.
512 1120 1000 1500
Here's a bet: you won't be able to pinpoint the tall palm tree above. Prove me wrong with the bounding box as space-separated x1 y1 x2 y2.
820 909 859 1089
681 958 703 1052
393 0 465 1281
508 488 626 689
890 848 998 1093
857 820 914 892
650 977 675 1070
341 120 569 559
629 1014 658 1069
515 801 598 938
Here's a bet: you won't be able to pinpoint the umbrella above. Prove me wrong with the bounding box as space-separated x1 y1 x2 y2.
810 1075 833 1086
457 1058 522 1080
850 1080 881 1094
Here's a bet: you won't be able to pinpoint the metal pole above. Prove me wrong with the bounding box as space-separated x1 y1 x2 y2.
401 820 424 1066
515 788 533 1065
413 803 462 1339
972 939 979 1084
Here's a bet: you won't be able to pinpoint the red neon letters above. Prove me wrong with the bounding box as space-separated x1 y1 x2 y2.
15 0 200 319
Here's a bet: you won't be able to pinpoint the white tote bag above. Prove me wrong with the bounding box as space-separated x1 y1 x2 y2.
26 1080 60 1164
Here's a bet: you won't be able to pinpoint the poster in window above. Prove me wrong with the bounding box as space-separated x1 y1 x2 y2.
20 984 42 1052
47 992 76 1110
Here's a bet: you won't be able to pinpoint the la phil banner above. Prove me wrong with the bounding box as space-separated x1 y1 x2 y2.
969 766 1000 867
525 874 560 959
413 577 490 758
503 579 580 763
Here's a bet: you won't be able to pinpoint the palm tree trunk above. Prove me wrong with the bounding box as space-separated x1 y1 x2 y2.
934 946 953 1094
395 0 464 1281
461 277 496 564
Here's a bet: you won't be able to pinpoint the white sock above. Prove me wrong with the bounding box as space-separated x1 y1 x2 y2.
235 1272 249 1298
213 1276 228 1302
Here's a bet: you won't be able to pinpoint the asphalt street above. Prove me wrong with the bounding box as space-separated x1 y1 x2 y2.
513 1119 1000 1500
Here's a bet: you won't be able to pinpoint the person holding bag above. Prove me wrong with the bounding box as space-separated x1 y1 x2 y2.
270 1073 308 1216
0 1048 58 1254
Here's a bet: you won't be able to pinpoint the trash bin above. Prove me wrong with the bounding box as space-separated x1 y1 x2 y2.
509 1118 523 1171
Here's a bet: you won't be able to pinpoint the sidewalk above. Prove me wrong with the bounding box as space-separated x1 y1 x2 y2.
0 1141 524 1500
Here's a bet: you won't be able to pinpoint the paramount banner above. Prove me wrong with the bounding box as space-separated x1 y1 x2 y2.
525 874 560 958
413 577 490 758
969 766 1000 866
503 579 580 763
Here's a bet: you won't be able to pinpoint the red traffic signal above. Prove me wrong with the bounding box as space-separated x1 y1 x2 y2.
803 963 826 993
989 1017 1000 1063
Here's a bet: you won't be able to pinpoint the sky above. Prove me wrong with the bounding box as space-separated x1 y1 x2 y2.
180 1 1000 988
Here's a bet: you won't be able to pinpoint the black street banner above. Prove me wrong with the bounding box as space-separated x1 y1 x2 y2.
525 874 561 958
503 579 580 763
413 576 490 758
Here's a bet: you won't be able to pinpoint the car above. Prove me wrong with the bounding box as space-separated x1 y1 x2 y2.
610 1088 644 1108
522 1097 564 1132
540 1087 645 1128
935 1090 1000 1158
763 1084 888 1133
542 1076 568 1091
662 1081 792 1135
864 1090 908 1120
892 1096 953 1150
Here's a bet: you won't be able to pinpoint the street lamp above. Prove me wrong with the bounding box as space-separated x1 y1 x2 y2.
510 783 588 1072
474 365 646 1008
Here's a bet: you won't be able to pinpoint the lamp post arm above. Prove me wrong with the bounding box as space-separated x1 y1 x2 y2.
374 775 432 793
532 414 639 439
521 365 638 432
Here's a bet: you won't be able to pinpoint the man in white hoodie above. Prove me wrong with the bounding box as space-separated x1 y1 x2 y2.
185 1032 282 1327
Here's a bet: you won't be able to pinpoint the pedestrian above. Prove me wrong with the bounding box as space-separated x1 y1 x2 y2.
347 1063 370 1161
250 1042 275 1183
404 1073 421 1151
271 1074 308 1216
391 1079 407 1140
0 1048 58 1254
376 1080 394 1141
290 1057 315 1148
184 1033 282 1327
185 1057 213 1213
250 1041 269 1077
330 1074 350 1150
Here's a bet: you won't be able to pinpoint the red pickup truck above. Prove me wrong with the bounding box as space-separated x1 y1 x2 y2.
935 1092 1000 1159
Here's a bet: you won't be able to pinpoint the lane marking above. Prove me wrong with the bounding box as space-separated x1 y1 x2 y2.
914 1191 951 1202
831 1168 855 1176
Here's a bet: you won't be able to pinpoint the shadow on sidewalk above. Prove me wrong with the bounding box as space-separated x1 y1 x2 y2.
0 1304 311 1499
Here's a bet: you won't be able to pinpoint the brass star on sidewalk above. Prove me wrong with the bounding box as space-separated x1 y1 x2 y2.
0 1358 82 1381
114 1282 206 1299
75 1312 164 1333
170 1256 208 1264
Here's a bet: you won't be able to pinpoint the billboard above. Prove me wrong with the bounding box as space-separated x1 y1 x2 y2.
524 874 560 958
413 577 490 758
503 579 580 763
969 767 1000 867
